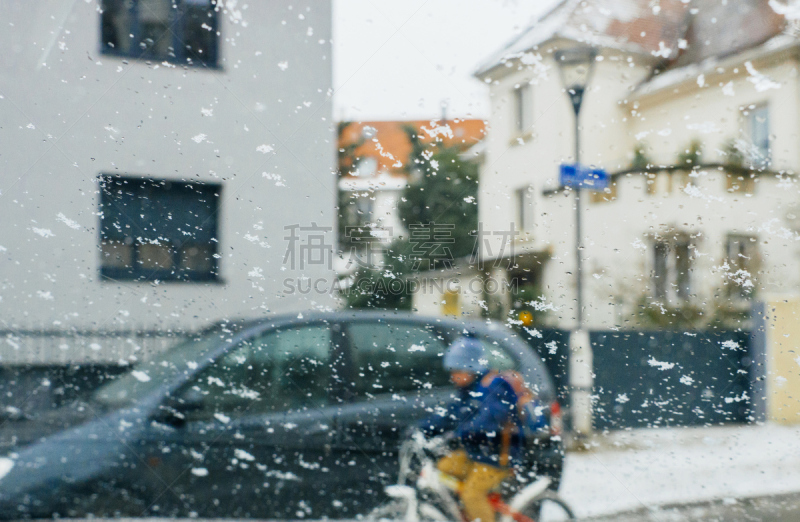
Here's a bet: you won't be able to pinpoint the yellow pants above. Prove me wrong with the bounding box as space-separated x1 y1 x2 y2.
437 450 510 522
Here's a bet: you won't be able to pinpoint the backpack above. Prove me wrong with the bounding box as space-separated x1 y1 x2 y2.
481 370 547 465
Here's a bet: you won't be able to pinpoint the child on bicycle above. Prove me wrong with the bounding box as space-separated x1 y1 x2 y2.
419 336 524 522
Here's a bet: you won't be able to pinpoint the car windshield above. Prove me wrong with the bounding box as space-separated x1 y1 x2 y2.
92 326 235 409
6 1 800 520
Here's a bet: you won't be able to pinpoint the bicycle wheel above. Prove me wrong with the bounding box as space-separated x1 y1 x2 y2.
366 500 449 522
514 491 575 521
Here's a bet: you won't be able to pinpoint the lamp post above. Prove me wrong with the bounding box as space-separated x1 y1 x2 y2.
554 46 597 329
555 46 597 437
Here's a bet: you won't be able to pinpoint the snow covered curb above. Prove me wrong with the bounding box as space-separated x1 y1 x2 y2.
559 423 800 519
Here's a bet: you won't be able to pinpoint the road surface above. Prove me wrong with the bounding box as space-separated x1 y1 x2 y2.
586 492 800 521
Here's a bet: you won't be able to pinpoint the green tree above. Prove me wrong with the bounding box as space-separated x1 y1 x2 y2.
722 138 745 168
631 142 651 170
397 127 479 269
342 239 414 310
341 124 480 310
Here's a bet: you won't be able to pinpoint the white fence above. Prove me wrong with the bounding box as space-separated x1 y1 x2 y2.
0 329 190 366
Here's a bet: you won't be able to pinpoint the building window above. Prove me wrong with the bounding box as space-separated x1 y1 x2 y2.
744 104 770 165
652 235 694 302
354 157 378 178
99 175 221 282
653 241 669 300
725 234 758 299
674 238 692 301
516 185 535 232
101 0 219 68
353 194 374 222
338 191 374 244
513 83 533 133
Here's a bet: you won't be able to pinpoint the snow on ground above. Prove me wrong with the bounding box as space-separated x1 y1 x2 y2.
559 423 800 519
586 492 800 522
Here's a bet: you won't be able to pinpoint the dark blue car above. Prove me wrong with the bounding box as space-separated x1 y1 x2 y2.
0 311 563 519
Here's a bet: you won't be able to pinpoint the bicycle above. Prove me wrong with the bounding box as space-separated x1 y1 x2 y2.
366 430 574 522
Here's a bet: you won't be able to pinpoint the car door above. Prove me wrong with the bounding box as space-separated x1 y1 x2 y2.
137 322 343 519
224 323 345 520
334 320 453 511
135 335 260 518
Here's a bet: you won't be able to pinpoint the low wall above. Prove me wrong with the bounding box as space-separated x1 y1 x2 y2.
0 329 190 414
0 364 129 413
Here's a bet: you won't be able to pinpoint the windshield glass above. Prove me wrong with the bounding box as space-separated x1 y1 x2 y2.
5 1 800 521
92 326 236 408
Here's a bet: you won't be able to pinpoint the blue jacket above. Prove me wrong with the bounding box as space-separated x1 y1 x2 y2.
419 373 523 467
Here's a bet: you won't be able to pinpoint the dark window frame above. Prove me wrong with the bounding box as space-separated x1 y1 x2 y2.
725 233 759 300
98 174 222 283
651 235 694 302
513 83 532 134
516 185 535 232
652 240 670 300
674 238 692 301
100 0 221 69
745 103 770 166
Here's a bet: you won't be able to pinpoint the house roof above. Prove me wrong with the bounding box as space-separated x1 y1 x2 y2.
475 0 691 77
673 0 786 67
338 119 486 177
631 32 799 99
475 0 787 79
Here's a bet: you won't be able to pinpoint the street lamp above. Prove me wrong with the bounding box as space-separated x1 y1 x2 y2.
555 46 597 329
555 46 597 438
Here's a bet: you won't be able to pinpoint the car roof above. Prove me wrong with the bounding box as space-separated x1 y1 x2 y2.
200 310 555 401
219 310 505 334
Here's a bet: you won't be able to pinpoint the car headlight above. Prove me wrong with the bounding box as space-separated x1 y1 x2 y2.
0 457 13 482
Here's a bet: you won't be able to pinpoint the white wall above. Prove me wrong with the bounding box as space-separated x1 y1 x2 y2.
0 0 336 363
338 173 408 247
479 41 800 329
479 44 653 326
411 268 485 318
584 56 800 326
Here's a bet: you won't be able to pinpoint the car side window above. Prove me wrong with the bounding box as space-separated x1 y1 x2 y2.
346 322 450 397
176 341 255 422
250 325 333 412
176 325 332 421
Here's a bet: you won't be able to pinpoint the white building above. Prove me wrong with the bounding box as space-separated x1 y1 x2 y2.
338 170 408 260
0 0 336 364
462 0 799 329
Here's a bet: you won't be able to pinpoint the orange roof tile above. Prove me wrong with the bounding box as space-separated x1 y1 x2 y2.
338 119 486 177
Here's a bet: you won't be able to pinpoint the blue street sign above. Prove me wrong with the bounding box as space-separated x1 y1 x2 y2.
559 164 609 190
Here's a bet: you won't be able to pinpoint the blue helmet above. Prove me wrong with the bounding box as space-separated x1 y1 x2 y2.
443 336 487 373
